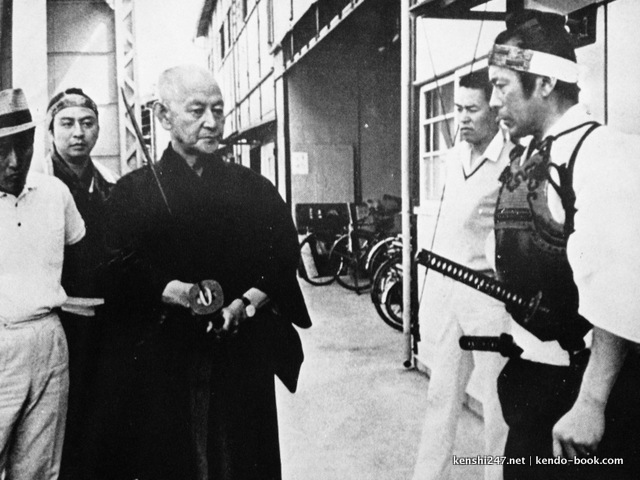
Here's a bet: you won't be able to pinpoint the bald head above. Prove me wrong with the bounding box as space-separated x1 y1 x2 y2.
157 65 221 106
154 65 225 164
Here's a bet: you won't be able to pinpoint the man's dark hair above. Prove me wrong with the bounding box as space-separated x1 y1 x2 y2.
459 71 493 103
495 10 580 103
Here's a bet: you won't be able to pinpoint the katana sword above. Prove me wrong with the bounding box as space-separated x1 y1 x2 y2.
416 248 546 314
416 249 590 350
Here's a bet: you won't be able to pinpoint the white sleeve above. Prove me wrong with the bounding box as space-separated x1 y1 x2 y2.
63 187 86 246
569 131 640 343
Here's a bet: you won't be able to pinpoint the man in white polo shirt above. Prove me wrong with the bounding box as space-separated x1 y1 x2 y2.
412 71 512 480
0 88 85 479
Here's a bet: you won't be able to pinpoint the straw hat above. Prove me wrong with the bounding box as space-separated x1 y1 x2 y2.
0 88 37 138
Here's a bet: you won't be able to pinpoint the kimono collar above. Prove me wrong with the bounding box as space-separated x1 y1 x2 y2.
51 147 95 192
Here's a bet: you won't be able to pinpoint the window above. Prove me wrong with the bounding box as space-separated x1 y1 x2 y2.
219 22 226 59
267 0 274 45
418 78 455 205
242 0 248 19
140 104 157 162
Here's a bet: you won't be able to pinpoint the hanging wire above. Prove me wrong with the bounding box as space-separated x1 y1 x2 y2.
416 5 489 308
468 1 489 75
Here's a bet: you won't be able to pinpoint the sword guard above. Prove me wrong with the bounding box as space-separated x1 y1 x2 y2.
188 279 224 316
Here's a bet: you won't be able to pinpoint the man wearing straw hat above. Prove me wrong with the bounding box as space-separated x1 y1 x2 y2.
0 88 85 479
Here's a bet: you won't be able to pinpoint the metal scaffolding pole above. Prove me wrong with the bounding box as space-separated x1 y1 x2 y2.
400 0 413 366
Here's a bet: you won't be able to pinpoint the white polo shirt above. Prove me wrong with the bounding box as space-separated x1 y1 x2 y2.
434 132 512 270
0 171 85 324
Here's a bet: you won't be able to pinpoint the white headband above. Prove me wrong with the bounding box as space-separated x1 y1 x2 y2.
489 44 579 84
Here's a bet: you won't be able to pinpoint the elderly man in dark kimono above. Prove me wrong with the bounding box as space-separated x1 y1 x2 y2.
99 65 311 480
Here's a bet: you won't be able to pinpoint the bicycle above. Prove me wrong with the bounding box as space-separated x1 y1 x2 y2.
331 198 400 293
296 203 348 286
365 233 402 281
298 230 342 285
370 253 403 331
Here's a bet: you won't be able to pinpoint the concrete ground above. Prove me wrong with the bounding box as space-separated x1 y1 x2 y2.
276 281 485 480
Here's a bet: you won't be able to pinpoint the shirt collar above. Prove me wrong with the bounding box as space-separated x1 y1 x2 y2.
1 175 38 200
544 104 592 140
460 131 504 173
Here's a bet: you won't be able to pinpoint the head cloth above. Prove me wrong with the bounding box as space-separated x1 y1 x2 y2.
489 43 579 84
46 88 99 130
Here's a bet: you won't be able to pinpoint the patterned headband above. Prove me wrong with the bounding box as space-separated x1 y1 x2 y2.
489 44 579 84
46 88 98 129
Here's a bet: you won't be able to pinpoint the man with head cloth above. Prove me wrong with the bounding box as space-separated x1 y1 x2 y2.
0 88 85 478
44 87 117 479
101 65 311 480
487 10 640 479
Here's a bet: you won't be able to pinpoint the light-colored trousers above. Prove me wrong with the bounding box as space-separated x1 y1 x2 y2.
0 313 69 480
412 281 509 480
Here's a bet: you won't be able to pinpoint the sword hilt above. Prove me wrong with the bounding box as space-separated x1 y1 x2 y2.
417 249 590 350
416 249 532 310
459 334 523 358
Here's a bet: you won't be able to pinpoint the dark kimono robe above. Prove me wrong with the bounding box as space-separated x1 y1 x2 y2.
50 150 116 298
93 145 310 480
49 151 117 477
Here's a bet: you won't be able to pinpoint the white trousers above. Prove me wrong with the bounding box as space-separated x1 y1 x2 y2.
412 281 509 480
0 314 69 480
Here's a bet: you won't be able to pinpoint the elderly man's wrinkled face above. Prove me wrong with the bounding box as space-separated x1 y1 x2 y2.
162 79 225 158
0 131 34 196
51 106 99 165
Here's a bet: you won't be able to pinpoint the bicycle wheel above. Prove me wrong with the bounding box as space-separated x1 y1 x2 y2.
298 233 338 286
371 255 403 331
383 280 403 330
331 231 373 292
366 235 402 280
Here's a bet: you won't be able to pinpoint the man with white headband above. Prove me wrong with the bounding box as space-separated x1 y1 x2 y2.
45 87 118 479
488 9 640 480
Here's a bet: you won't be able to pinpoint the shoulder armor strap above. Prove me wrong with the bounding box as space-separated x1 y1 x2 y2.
549 121 600 236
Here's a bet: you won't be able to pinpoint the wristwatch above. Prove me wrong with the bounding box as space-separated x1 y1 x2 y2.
241 296 256 318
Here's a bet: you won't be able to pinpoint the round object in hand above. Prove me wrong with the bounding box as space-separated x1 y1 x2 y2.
188 279 224 315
